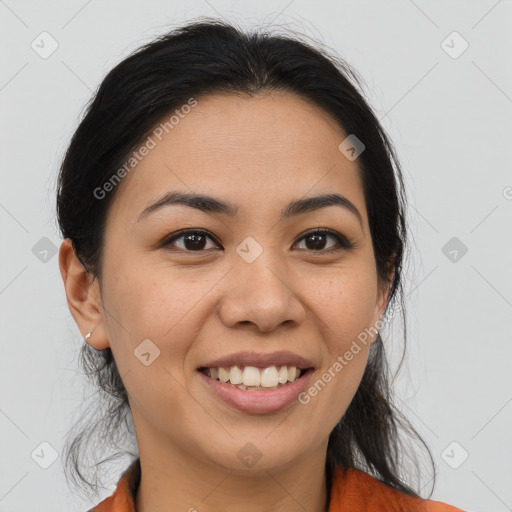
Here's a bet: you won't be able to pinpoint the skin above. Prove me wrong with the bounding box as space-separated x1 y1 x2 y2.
59 91 392 512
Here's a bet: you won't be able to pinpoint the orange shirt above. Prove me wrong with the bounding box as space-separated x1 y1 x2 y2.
88 458 465 511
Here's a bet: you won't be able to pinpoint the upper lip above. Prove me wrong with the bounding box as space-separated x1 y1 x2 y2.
199 351 315 370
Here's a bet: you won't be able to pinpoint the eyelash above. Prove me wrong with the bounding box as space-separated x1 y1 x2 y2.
161 228 354 254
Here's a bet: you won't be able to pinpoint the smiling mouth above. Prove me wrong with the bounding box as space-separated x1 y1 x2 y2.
198 365 310 391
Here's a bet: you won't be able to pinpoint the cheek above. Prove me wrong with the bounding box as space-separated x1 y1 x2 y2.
312 264 379 344
103 255 206 337
98 259 208 415
100 255 228 387
318 267 378 413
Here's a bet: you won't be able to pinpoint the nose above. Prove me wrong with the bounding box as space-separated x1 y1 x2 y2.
217 257 306 333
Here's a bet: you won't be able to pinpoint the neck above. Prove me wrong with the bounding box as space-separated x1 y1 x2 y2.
134 442 330 512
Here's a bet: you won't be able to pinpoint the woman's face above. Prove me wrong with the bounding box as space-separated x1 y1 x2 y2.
82 91 390 472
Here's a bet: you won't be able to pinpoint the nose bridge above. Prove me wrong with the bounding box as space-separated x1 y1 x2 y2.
217 236 305 331
235 235 289 301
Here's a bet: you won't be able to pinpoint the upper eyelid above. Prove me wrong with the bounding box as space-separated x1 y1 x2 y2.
166 229 220 245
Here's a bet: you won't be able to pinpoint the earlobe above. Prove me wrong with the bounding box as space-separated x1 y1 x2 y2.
58 239 110 350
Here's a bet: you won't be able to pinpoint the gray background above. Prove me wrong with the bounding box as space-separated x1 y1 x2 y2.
1 1 511 511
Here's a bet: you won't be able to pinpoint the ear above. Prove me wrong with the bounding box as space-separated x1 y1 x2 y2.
370 259 395 345
58 238 110 350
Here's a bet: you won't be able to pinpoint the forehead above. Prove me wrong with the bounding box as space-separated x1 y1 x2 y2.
107 91 366 224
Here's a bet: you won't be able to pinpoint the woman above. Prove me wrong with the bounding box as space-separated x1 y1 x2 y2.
56 18 465 512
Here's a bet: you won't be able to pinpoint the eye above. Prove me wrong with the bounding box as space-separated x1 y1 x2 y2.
162 229 220 252
162 227 353 254
293 228 353 252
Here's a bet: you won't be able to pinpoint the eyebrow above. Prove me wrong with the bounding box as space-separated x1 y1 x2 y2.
137 191 363 227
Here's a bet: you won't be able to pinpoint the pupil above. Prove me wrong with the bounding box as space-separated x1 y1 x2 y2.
185 233 206 250
307 233 325 250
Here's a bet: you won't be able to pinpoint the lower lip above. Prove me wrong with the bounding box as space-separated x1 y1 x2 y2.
198 369 314 414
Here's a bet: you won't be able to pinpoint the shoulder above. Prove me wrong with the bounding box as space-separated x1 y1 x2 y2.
86 458 140 512
329 466 466 512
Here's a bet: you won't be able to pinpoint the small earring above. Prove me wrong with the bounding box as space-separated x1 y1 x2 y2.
85 332 92 341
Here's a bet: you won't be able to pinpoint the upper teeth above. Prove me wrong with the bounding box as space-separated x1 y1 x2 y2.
204 365 302 387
